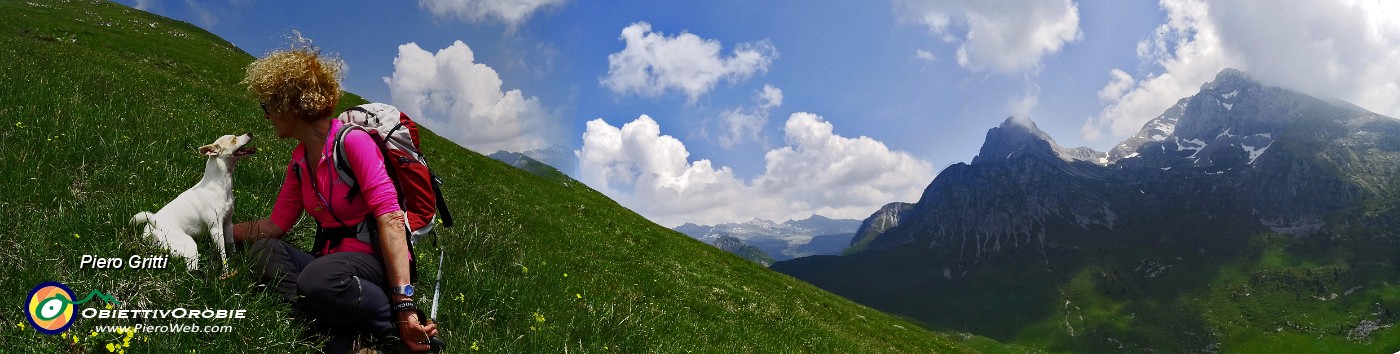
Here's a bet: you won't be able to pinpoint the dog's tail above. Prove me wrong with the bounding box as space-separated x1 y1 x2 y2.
130 211 167 245
130 212 163 238
130 211 156 227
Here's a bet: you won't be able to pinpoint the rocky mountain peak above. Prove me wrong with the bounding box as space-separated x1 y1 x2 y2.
1107 68 1331 165
975 116 1107 165
972 116 1058 165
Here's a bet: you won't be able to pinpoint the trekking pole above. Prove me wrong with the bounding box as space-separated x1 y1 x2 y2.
430 245 444 320
425 233 447 352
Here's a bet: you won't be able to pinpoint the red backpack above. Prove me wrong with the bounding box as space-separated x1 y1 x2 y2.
329 103 455 247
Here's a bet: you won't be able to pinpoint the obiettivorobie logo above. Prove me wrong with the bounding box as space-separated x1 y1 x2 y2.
23 280 249 336
25 281 121 335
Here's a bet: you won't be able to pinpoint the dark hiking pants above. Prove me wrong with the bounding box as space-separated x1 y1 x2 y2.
249 238 395 341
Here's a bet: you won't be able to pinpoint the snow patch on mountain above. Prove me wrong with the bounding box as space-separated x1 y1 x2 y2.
1176 138 1206 152
1056 146 1109 165
1244 143 1271 164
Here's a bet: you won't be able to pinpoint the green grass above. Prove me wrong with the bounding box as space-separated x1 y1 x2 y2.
0 1 1026 352
780 202 1400 352
1009 231 1400 353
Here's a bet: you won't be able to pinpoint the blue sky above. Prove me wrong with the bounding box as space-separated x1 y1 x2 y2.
118 0 1400 226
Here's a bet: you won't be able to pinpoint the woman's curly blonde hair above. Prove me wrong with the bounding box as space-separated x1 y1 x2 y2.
242 33 343 121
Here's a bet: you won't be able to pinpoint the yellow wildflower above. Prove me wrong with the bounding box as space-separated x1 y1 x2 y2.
471 341 480 351
106 343 116 352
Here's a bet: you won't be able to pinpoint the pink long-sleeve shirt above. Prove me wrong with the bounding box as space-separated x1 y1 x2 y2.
270 119 400 255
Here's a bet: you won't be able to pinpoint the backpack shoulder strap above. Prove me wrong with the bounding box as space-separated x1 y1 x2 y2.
330 123 363 201
430 170 454 228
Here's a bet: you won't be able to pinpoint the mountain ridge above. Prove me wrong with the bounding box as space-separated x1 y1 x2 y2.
774 68 1400 352
672 215 862 262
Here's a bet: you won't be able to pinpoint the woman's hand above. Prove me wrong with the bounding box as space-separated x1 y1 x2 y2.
376 210 441 351
395 310 439 352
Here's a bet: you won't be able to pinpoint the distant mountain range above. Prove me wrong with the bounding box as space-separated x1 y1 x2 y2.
710 235 777 266
674 215 862 264
773 69 1400 352
487 149 577 187
488 145 576 177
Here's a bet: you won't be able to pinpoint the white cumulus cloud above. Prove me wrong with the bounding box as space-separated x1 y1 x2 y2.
896 0 1082 73
1084 0 1400 141
418 0 565 29
755 113 936 213
915 49 937 62
384 40 551 154
758 84 783 109
1097 69 1135 102
577 112 934 227
601 22 777 103
717 85 783 149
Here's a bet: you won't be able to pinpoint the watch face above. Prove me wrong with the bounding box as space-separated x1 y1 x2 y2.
401 284 415 297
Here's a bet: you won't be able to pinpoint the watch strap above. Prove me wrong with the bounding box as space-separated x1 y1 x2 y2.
391 300 418 314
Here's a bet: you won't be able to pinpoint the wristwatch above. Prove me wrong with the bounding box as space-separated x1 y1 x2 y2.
392 284 415 297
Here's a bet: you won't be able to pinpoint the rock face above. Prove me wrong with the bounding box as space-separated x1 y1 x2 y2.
863 114 1123 260
845 202 915 254
772 69 1400 351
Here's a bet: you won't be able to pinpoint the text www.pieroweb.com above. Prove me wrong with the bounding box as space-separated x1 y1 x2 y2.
94 324 233 334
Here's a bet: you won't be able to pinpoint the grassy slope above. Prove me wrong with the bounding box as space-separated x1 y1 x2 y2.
0 1 1027 352
786 214 1400 352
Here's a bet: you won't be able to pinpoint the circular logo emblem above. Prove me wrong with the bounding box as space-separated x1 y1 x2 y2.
25 282 76 335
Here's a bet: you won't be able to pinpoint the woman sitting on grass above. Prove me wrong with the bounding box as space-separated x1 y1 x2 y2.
231 38 439 353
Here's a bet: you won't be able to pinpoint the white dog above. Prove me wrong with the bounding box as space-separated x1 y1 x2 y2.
131 134 256 273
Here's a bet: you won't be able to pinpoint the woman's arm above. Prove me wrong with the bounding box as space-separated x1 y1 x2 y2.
376 211 413 298
244 156 303 244
375 211 438 351
233 218 285 243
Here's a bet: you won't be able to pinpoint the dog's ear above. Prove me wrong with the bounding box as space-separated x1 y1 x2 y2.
198 143 220 157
